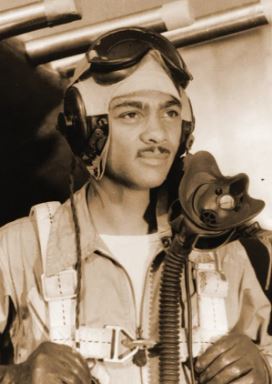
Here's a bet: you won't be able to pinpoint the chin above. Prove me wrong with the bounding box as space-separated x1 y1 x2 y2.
134 173 169 190
105 166 170 190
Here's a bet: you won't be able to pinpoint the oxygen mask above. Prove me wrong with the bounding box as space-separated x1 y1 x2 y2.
170 150 265 248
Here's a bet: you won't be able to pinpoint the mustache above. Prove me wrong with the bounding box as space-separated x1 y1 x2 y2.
137 145 171 156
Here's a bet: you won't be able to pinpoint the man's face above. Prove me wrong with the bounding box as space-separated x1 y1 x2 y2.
105 90 182 190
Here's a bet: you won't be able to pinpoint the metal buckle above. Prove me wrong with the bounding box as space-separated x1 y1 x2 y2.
104 325 155 363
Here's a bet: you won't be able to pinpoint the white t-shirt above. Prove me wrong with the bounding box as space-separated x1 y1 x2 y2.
100 232 161 325
99 233 162 384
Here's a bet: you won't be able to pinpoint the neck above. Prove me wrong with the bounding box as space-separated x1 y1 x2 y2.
87 177 154 235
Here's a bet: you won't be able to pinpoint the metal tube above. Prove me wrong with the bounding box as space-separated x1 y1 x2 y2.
164 3 270 48
25 0 193 64
50 53 85 78
49 1 272 78
0 0 82 40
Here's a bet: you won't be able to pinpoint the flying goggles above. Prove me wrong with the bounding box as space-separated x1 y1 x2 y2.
75 27 193 88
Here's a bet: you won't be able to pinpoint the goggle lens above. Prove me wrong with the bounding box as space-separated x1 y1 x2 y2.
85 28 192 88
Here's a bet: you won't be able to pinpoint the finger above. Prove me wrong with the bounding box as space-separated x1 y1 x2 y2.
61 347 91 378
32 361 81 384
38 343 91 383
56 351 91 384
35 370 84 384
197 347 245 382
195 334 241 373
205 370 254 384
44 343 90 381
198 359 252 384
227 373 255 384
32 372 73 384
58 372 82 384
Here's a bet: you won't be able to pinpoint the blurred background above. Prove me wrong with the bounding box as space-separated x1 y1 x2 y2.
0 0 271 229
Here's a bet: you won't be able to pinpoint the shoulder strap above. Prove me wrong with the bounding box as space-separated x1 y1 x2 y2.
30 201 79 348
240 235 272 293
30 201 60 274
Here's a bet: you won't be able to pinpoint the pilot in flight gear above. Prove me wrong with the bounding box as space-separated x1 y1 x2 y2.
0 27 271 384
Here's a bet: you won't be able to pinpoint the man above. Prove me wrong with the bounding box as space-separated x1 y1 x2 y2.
0 27 271 384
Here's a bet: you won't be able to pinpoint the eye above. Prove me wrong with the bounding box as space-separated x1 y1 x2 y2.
117 110 143 123
166 110 179 118
120 111 138 120
162 108 181 120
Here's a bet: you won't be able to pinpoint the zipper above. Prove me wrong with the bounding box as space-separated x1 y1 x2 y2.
96 239 167 384
95 248 138 332
138 236 170 336
96 248 149 384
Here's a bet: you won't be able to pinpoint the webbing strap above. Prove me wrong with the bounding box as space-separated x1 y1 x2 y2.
178 261 229 361
42 270 77 344
31 202 77 345
180 328 224 362
76 325 143 363
47 299 76 346
30 201 60 273
195 262 229 334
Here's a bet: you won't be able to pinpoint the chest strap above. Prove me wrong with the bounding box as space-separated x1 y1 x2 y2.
43 269 151 362
41 261 229 363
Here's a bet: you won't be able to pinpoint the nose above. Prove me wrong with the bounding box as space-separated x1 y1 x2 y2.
140 112 167 144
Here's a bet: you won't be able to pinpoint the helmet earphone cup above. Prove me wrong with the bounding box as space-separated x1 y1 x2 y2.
58 86 90 156
58 86 109 179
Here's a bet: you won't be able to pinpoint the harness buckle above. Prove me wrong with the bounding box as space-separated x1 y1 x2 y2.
122 337 156 350
103 325 138 363
75 325 155 364
104 325 155 363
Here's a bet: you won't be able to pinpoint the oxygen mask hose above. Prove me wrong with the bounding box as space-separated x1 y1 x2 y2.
159 232 194 383
158 151 265 384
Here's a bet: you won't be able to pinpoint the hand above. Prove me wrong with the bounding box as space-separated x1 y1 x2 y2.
195 333 270 384
5 341 92 384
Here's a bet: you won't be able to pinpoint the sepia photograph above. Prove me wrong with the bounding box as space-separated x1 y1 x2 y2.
0 0 271 383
